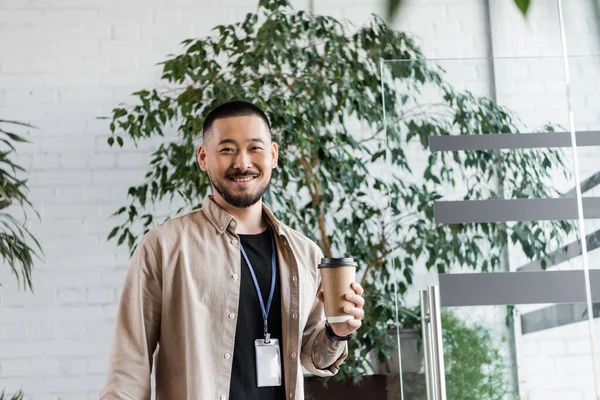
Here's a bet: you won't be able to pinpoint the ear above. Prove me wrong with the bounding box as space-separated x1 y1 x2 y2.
198 145 208 171
271 142 279 169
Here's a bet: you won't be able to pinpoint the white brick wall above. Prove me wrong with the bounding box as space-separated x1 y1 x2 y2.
0 1 276 398
1 0 600 398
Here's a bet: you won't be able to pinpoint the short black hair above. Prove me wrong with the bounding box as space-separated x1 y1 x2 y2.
202 100 271 141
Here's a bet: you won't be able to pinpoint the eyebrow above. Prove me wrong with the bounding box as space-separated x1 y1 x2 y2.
217 138 266 146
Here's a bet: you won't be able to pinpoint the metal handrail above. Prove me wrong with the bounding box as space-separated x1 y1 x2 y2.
420 286 447 400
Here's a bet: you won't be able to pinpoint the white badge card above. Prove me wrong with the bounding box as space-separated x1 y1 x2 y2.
254 338 282 387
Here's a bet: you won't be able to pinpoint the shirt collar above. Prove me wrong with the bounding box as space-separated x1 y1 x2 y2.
201 195 284 236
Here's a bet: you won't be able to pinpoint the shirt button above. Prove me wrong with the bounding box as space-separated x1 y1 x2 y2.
292 313 297 320
292 276 297 282
221 396 227 400
291 352 296 359
230 221 236 227
231 239 238 245
224 353 231 359
229 313 235 319
289 393 293 399
232 273 239 280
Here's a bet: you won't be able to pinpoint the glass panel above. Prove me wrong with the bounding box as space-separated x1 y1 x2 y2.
445 303 595 400
567 53 600 398
380 56 597 399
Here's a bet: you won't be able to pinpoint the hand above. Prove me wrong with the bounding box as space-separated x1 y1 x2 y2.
317 282 365 337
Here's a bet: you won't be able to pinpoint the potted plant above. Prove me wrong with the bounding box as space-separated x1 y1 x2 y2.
103 0 572 384
364 292 423 375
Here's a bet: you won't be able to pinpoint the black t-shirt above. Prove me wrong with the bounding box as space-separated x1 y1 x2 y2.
228 226 286 400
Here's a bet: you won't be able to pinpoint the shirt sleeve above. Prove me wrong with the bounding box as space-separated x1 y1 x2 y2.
100 234 162 400
300 247 348 376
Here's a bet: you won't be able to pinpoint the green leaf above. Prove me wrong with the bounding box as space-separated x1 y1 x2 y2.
117 230 128 246
386 0 403 20
514 0 531 16
107 226 120 240
113 206 127 216
113 108 128 118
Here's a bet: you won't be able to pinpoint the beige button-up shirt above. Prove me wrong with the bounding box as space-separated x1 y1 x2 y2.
100 196 347 399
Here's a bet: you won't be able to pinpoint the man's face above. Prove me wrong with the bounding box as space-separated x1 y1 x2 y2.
198 115 278 209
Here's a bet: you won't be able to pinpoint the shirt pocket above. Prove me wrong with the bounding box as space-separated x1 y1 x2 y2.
298 266 320 326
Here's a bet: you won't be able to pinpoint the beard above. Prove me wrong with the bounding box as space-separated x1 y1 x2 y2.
208 169 270 208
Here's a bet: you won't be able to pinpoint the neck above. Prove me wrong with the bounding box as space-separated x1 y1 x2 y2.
212 194 267 234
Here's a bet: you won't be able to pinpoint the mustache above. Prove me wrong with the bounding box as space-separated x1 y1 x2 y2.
227 171 260 178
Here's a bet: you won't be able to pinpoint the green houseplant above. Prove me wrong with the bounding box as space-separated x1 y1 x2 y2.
439 311 513 400
0 119 42 400
0 119 41 291
365 294 422 375
406 311 513 399
104 0 572 383
364 305 513 398
0 390 23 400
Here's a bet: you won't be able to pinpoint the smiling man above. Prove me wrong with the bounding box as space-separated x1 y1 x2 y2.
100 100 365 400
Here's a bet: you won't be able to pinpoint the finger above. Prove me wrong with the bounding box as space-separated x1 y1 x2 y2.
343 305 365 320
347 319 362 329
317 290 324 302
351 282 364 296
345 293 365 308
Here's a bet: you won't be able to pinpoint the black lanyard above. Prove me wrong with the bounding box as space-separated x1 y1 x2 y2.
240 234 277 342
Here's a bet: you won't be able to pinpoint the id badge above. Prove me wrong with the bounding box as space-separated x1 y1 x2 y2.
254 338 282 387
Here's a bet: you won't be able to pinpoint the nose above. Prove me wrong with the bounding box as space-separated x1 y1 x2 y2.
233 151 252 171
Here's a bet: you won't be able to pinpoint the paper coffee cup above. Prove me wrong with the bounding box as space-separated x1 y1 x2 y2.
318 257 357 325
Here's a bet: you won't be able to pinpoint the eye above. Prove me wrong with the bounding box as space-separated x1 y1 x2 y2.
251 147 264 152
219 148 234 154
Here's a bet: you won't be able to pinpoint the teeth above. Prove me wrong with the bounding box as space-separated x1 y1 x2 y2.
232 177 255 182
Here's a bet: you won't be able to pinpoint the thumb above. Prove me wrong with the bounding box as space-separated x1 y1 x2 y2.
317 290 324 303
